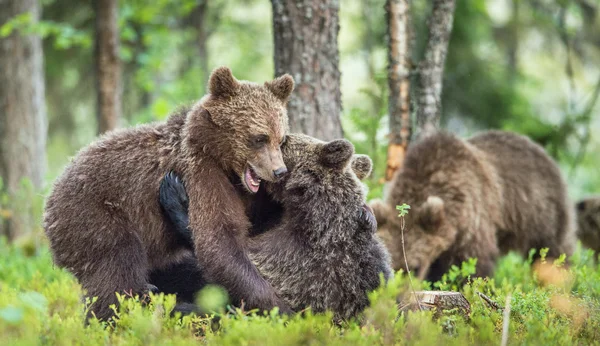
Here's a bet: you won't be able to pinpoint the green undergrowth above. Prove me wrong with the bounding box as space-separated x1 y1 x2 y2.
1 238 600 345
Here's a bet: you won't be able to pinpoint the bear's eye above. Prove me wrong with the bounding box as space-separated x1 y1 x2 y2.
250 135 269 148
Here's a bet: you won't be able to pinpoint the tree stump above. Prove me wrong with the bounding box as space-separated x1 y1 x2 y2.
399 291 471 318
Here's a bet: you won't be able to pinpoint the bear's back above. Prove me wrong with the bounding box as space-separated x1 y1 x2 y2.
44 114 188 269
47 118 182 211
468 130 575 256
388 132 503 234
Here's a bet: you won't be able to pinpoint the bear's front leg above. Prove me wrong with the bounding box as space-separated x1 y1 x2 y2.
185 170 291 314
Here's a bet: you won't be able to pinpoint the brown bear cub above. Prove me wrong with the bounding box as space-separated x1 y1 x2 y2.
44 67 295 320
159 134 393 321
576 197 600 254
372 131 576 282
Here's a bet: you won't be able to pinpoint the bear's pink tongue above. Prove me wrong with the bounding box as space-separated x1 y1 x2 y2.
244 166 261 193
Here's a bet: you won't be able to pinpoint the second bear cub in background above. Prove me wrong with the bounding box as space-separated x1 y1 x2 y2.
372 131 576 281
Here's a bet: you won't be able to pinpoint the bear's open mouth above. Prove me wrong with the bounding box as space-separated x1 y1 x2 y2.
244 165 262 193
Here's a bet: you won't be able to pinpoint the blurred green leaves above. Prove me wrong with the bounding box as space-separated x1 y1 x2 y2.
196 285 229 314
1 237 600 344
0 306 24 324
0 12 91 49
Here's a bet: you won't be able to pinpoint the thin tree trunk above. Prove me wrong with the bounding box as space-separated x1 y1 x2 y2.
272 0 343 141
95 0 121 135
507 0 520 80
192 1 209 85
416 0 456 136
0 0 48 240
385 0 412 181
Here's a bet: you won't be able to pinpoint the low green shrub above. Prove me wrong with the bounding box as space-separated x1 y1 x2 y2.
1 238 599 345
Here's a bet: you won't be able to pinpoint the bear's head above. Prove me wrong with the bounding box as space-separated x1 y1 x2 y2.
371 195 455 280
267 134 377 242
188 67 295 194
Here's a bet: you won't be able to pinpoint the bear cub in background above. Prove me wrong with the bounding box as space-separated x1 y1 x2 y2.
576 197 600 254
372 131 576 281
159 134 393 321
44 67 295 320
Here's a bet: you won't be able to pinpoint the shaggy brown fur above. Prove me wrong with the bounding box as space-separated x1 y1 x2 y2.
44 67 295 320
576 196 600 254
371 131 575 281
160 134 393 321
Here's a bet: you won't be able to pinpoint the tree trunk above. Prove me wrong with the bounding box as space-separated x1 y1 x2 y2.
415 0 456 136
507 0 520 80
192 1 209 85
95 0 121 135
0 0 48 240
272 0 343 141
385 0 412 181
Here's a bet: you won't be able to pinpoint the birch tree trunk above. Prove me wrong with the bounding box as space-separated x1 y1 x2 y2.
272 0 343 141
0 0 48 240
415 0 456 136
385 0 412 181
95 0 121 135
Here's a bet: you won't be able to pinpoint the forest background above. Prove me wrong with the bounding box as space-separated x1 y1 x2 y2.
2 1 600 344
2 1 600 242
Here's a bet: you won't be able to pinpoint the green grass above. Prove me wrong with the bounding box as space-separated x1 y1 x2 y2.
1 238 600 345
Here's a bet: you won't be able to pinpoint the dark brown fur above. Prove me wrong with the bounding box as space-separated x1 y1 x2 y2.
252 135 393 320
576 196 600 254
44 67 295 320
371 131 576 281
160 134 393 321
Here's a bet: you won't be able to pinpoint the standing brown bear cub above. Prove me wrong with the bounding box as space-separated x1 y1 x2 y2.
44 67 295 320
372 131 576 281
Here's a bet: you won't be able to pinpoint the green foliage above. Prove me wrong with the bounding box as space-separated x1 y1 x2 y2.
1 237 600 345
343 71 389 200
0 177 46 249
0 12 91 49
433 258 478 291
396 204 411 218
196 284 229 313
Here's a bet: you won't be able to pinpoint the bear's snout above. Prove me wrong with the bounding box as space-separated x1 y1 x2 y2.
273 166 288 180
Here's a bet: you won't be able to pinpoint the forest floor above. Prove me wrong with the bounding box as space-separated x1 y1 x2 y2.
1 238 600 345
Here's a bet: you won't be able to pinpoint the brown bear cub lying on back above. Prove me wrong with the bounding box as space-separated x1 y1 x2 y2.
158 134 393 321
372 131 576 282
44 67 295 320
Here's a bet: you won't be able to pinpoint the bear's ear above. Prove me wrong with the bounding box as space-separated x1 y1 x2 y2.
208 66 240 98
319 139 354 170
351 154 372 180
265 74 295 101
417 196 445 232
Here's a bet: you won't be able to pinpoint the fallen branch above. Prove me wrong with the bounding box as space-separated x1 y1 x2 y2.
399 291 471 318
476 291 504 312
